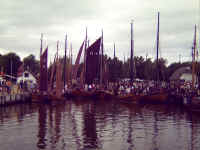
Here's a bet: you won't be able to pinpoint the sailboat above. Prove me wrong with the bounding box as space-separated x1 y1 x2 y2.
63 40 89 99
64 34 102 99
139 12 169 104
117 20 142 104
32 44 49 102
184 25 200 113
48 41 68 101
80 36 102 98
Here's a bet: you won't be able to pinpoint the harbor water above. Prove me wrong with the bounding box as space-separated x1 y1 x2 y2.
0 99 200 150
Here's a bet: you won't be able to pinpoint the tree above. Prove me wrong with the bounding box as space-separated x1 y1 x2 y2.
23 54 40 75
0 52 22 77
143 58 154 80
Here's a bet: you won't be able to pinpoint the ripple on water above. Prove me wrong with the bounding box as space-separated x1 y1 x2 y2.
0 102 200 150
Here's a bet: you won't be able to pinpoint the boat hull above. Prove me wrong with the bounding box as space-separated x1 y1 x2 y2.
139 92 168 104
184 96 200 113
117 94 141 104
31 93 51 103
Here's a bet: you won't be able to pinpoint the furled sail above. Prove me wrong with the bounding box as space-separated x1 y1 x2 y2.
56 59 63 98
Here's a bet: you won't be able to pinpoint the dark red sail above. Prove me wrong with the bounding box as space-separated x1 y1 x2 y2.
40 47 48 93
72 41 84 80
85 37 101 85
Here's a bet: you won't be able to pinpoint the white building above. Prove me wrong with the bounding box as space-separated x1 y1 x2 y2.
17 71 37 84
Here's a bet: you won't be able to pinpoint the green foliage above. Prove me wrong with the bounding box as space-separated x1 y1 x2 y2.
0 51 193 82
0 52 22 77
102 55 189 82
23 54 40 75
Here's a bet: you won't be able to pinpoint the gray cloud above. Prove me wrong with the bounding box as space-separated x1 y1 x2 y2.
0 0 199 64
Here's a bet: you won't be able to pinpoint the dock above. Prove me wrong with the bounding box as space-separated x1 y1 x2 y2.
0 92 31 106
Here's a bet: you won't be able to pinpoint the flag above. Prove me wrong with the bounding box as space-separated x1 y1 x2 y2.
40 47 48 92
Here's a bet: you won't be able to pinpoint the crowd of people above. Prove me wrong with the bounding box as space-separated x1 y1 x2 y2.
0 78 36 95
65 78 200 99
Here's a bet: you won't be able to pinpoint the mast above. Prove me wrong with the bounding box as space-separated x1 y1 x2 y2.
123 52 125 64
156 12 160 83
10 56 12 78
56 41 62 97
130 20 134 83
40 33 43 57
83 28 88 85
57 41 59 59
114 43 116 58
100 29 104 86
64 34 67 91
50 54 56 91
192 25 197 89
70 43 73 84
39 33 44 94
56 40 59 88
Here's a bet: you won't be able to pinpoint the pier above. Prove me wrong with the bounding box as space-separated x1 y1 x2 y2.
0 92 31 106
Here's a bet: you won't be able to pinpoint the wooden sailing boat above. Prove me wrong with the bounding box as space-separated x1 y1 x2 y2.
89 30 116 100
63 40 92 99
117 20 142 104
46 41 68 102
139 12 169 104
32 34 50 102
184 25 200 112
80 36 102 99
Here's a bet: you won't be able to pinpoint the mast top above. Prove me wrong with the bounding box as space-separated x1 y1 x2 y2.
40 33 43 40
131 19 134 24
40 33 43 57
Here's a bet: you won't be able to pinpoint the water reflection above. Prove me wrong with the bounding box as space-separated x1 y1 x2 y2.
186 112 200 150
0 101 200 150
127 108 135 150
37 104 47 149
82 102 98 149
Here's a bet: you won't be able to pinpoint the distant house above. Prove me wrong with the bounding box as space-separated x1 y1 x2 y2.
17 71 37 84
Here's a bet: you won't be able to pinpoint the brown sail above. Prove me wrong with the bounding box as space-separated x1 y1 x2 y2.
72 41 85 80
85 37 101 85
40 47 48 93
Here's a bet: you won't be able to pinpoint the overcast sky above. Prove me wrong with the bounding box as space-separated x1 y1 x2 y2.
0 0 199 65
